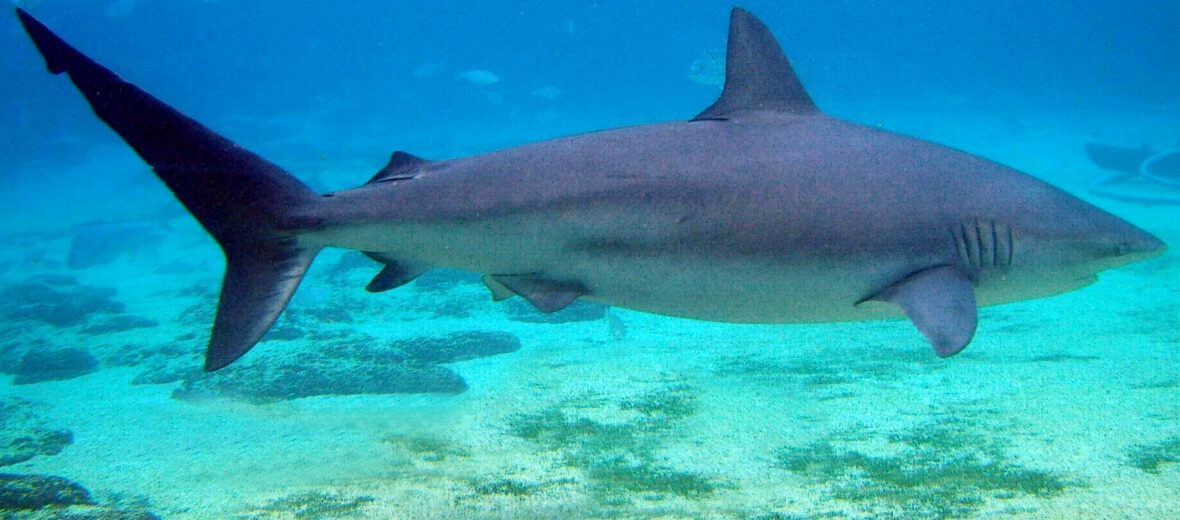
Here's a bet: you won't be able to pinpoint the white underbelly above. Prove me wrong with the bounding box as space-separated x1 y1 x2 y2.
318 214 921 324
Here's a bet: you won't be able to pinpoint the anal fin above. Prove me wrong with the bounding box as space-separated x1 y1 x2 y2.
484 274 586 313
364 253 429 292
864 266 977 357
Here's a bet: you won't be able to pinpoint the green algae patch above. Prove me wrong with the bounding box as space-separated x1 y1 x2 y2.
508 408 637 451
1025 353 1100 363
773 418 1073 519
383 434 470 462
746 513 847 520
245 491 375 519
1125 435 1180 473
618 383 696 420
473 478 539 496
713 347 943 391
586 455 719 498
505 383 723 504
1128 377 1179 390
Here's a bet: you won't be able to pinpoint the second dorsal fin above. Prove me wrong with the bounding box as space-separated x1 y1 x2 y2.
365 151 430 185
693 8 818 121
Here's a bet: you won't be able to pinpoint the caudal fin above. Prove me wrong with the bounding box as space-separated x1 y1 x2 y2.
18 9 321 371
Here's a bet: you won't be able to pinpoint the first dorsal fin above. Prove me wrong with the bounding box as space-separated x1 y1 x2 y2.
365 151 429 185
693 8 818 121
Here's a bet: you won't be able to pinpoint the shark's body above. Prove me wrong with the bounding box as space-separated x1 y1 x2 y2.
17 8 1164 371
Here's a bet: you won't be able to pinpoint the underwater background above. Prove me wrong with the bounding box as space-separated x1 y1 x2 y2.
2 0 1179 518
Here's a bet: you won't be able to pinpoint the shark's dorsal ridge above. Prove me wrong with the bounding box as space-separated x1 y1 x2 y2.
366 151 429 184
693 8 818 121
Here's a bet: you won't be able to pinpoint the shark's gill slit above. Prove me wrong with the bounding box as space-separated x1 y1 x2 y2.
976 219 993 268
1002 221 1015 267
989 220 1000 267
954 225 971 270
955 219 1015 271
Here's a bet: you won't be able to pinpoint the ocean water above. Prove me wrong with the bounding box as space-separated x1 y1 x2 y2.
2 1 1180 518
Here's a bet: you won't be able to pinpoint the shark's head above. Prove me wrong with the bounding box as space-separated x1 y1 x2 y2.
1051 211 1165 272
972 172 1166 302
1024 207 1162 286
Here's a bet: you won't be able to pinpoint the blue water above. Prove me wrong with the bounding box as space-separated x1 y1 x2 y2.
6 1 1177 168
2 1 1179 518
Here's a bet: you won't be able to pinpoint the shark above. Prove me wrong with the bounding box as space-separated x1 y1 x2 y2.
16 8 1165 371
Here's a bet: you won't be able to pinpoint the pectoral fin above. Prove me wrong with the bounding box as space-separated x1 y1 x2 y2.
485 274 586 313
868 266 978 357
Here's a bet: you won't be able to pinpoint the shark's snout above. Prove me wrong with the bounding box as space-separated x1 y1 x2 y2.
1117 229 1166 260
1095 223 1167 270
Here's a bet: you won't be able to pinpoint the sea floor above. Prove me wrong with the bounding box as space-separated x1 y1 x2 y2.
2 102 1179 519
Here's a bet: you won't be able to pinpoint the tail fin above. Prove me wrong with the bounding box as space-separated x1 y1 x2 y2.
18 9 321 371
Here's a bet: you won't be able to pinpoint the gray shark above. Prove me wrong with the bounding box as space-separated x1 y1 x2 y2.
17 8 1165 371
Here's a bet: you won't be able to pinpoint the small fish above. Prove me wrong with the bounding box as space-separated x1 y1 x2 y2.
456 69 500 85
531 85 562 100
689 49 725 88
